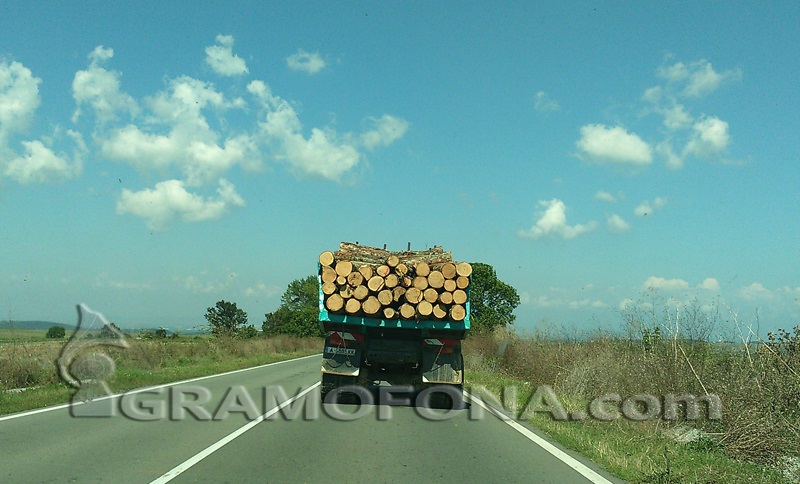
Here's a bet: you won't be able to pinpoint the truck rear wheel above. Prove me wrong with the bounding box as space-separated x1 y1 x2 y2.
320 373 362 404
419 383 463 410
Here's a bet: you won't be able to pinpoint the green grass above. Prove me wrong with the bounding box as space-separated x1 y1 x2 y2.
0 328 54 343
0 335 322 416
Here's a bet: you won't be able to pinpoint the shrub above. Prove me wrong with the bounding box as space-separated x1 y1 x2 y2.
46 326 66 339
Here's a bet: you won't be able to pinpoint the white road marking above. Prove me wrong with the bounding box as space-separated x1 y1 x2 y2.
150 382 321 483
465 390 614 484
0 353 321 422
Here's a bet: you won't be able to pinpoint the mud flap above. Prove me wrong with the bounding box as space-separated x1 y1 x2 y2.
321 346 362 377
421 348 463 384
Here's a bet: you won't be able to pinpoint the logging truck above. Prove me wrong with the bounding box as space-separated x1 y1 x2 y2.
318 242 470 407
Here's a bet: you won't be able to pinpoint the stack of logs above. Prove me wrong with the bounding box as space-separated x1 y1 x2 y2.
319 242 471 322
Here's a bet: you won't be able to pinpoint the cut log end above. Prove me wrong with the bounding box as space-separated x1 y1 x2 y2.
319 251 335 267
417 300 433 317
345 298 361 314
362 296 381 315
325 293 344 312
399 303 416 319
335 260 353 277
450 304 466 321
456 262 472 277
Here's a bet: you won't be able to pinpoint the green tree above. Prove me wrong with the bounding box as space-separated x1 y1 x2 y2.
46 325 66 338
469 262 520 333
237 324 259 339
205 300 248 336
263 276 322 337
99 322 123 339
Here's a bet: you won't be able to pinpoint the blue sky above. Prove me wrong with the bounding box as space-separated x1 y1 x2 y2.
1 2 798 337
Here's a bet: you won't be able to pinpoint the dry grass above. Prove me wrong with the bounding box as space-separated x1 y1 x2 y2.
463 321 799 481
0 334 321 393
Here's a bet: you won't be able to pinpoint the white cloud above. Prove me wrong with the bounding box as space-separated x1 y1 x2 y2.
534 91 560 112
518 199 597 240
595 190 617 203
3 139 81 184
116 178 245 230
662 103 693 131
261 102 361 181
100 76 258 185
286 49 326 75
607 214 630 233
531 294 606 309
249 79 404 181
739 282 773 301
698 278 720 291
244 282 281 298
205 34 249 77
359 115 409 150
656 141 684 170
72 46 138 123
576 124 652 166
643 276 689 291
0 60 41 142
634 196 667 217
684 116 730 159
657 59 741 98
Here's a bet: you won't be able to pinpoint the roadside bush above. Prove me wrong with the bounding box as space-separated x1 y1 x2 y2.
46 326 65 339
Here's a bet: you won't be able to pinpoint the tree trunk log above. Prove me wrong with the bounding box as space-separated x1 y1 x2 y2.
346 271 363 287
439 291 453 305
456 262 472 277
321 281 337 295
319 251 334 267
321 266 337 284
450 304 466 321
399 303 416 319
335 260 353 277
358 265 373 280
432 303 447 319
405 287 423 304
345 298 361 314
427 270 445 289
353 285 369 300
325 293 344 312
423 288 439 303
441 262 456 279
362 296 381 315
367 275 385 293
377 289 393 306
417 300 433 317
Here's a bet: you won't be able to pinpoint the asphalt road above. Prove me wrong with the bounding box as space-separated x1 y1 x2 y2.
1 355 622 483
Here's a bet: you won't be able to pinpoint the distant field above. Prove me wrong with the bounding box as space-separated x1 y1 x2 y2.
0 328 53 343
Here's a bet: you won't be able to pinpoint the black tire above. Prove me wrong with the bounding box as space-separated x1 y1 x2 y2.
320 373 338 402
320 373 361 404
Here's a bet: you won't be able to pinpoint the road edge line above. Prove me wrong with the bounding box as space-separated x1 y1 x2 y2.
0 353 321 422
464 390 613 484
